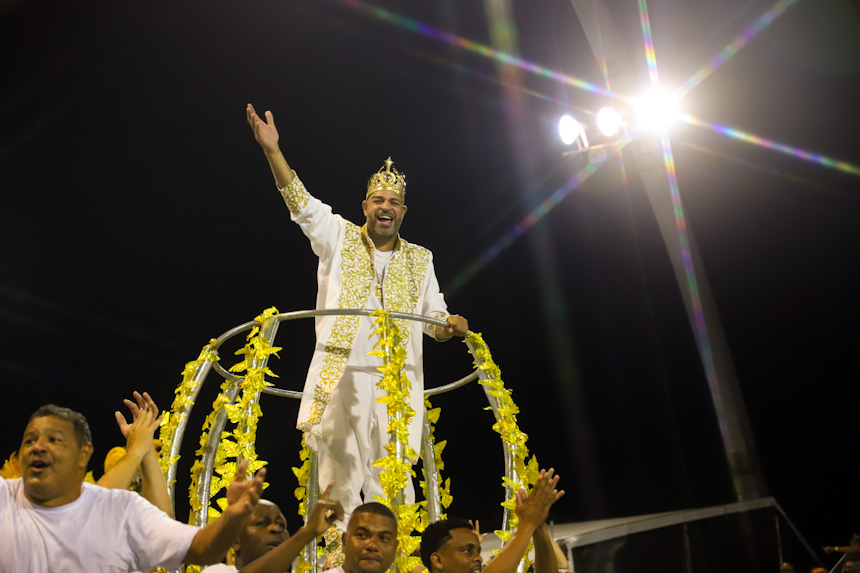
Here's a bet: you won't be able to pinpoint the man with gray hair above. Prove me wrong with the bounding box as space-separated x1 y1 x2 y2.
1 403 266 572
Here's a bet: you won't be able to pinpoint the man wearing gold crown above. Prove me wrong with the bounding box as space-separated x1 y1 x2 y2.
246 104 468 529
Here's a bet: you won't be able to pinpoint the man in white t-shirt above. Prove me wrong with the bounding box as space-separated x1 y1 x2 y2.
0 404 266 573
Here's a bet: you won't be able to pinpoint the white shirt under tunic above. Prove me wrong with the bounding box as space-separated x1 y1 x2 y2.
0 476 198 573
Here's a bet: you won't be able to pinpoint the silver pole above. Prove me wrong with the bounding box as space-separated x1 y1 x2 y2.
464 338 519 534
421 407 442 523
165 353 217 512
304 449 321 573
194 382 242 526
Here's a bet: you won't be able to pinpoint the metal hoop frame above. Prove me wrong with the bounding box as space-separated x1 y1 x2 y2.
163 309 522 571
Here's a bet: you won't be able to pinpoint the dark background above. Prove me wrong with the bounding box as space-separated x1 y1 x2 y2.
2 0 858 565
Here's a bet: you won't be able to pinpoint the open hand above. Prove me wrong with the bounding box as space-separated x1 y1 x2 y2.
247 103 280 154
114 391 162 439
226 459 266 518
469 519 488 544
515 468 564 528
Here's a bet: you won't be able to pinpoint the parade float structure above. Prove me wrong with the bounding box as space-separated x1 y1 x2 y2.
158 307 538 573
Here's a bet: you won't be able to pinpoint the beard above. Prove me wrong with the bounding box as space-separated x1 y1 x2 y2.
367 215 402 242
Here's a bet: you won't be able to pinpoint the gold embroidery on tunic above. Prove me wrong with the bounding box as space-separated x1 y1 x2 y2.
384 239 431 346
304 223 373 429
301 223 432 432
279 176 311 214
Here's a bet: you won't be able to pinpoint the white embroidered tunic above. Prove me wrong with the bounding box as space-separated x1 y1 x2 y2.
279 174 449 447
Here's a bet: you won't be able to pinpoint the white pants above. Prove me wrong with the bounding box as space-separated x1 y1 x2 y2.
316 367 422 529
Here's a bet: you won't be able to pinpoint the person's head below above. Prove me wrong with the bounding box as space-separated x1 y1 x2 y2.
780 563 795 573
420 518 482 573
342 502 399 573
363 158 407 251
844 562 856 573
232 499 290 568
19 405 94 508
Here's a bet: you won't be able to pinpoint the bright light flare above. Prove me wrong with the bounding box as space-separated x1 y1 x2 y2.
635 89 680 132
559 115 589 148
596 107 622 137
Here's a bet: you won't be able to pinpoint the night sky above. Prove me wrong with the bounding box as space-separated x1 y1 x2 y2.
2 0 859 563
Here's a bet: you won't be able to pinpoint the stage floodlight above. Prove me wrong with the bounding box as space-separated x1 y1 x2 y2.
597 107 622 137
635 89 679 132
559 115 589 148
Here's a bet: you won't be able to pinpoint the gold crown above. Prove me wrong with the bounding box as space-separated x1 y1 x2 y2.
366 157 406 199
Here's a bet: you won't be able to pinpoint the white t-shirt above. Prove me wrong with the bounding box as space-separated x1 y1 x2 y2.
200 565 238 573
0 476 199 573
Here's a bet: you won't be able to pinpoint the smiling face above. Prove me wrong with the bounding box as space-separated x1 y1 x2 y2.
362 189 407 249
234 501 289 567
19 415 93 508
431 528 483 573
342 512 398 573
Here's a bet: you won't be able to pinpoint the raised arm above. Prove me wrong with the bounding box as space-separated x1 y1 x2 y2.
97 395 161 502
247 103 294 189
533 524 560 573
122 392 174 516
239 481 344 573
184 460 267 565
483 468 564 573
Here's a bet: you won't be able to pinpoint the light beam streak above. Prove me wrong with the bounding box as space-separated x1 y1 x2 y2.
658 133 720 395
674 138 832 190
448 140 629 293
339 0 611 97
638 0 660 87
675 0 800 99
683 115 860 177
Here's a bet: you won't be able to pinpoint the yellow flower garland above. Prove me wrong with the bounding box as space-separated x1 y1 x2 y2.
164 310 536 573
158 339 220 484
466 331 539 567
205 307 280 521
366 310 424 573
418 395 452 530
182 308 279 527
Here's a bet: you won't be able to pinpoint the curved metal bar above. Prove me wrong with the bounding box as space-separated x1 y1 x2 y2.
165 354 218 510
210 309 449 349
424 371 480 397
194 381 242 526
464 337 519 534
421 407 442 522
208 309 455 393
261 386 303 399
259 372 478 400
212 319 258 348
238 316 280 462
272 308 450 330
303 449 320 570
212 361 243 383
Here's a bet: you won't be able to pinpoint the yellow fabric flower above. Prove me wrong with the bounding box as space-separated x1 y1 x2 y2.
104 446 127 474
1 452 21 479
